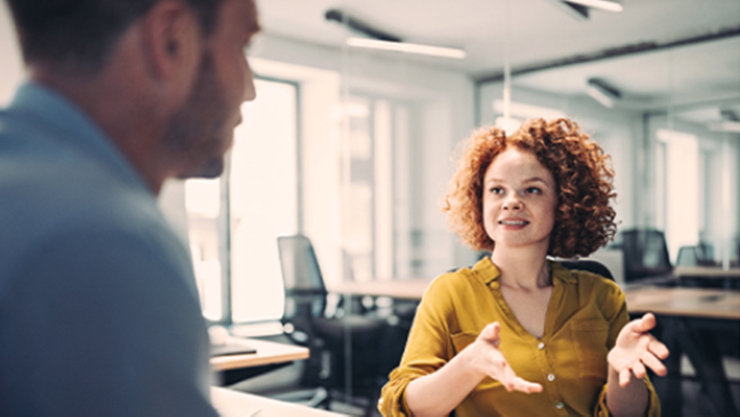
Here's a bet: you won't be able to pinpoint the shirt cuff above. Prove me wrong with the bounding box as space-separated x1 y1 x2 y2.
593 376 661 417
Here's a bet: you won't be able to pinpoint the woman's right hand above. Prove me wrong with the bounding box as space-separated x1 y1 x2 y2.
463 322 543 393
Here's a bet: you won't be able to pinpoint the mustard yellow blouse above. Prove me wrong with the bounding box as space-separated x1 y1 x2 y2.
379 257 660 417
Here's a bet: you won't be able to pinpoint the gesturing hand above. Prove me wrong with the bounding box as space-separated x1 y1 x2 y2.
607 313 670 387
464 322 543 394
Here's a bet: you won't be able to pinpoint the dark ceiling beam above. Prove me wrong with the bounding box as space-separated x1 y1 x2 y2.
473 25 740 85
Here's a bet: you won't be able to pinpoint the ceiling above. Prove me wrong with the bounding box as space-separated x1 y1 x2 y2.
256 0 740 126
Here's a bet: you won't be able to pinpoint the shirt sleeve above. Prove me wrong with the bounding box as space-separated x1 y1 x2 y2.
378 275 456 417
592 283 661 417
2 226 218 417
593 376 661 417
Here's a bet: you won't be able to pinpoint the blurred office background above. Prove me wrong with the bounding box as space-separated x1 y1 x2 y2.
169 0 740 327
2 0 739 415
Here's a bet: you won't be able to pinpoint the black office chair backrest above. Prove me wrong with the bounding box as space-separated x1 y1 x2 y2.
277 235 329 342
676 246 700 266
613 228 672 281
697 242 716 265
559 259 614 280
277 234 326 292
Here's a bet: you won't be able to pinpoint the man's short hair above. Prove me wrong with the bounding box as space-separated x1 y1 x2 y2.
4 0 224 73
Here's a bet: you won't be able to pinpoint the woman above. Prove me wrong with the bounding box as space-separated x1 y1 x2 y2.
379 118 668 417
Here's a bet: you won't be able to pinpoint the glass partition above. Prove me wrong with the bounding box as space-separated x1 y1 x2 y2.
476 38 740 268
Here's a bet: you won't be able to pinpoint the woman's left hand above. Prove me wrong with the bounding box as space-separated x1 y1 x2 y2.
607 312 670 387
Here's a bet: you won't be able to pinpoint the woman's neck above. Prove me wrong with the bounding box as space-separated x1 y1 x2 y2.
491 246 551 290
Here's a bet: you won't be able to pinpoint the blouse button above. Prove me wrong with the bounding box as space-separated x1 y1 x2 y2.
537 342 545 350
555 402 564 409
547 373 556 382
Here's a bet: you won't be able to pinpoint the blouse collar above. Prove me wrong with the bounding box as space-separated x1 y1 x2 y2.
473 256 578 288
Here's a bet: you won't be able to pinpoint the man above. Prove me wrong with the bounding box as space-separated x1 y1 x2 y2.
0 0 259 415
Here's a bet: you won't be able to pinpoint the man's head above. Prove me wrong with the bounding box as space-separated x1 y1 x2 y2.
5 0 222 74
5 0 261 183
164 0 259 178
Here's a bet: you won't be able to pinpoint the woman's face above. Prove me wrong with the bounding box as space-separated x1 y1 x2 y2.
482 147 558 253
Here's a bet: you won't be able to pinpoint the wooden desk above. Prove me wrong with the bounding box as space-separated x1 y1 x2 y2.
210 338 309 372
625 286 740 320
673 266 740 289
330 280 740 318
329 278 432 300
624 286 740 417
674 266 740 278
211 386 348 417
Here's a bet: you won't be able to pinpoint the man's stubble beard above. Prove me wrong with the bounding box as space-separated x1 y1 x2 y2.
163 48 230 180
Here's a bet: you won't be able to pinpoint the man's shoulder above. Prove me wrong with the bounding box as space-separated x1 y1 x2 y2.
0 158 182 274
2 154 156 223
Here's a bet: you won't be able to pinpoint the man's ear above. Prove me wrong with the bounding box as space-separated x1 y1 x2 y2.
139 0 202 93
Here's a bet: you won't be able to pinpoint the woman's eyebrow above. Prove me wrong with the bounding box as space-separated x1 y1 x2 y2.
486 177 550 185
523 176 552 185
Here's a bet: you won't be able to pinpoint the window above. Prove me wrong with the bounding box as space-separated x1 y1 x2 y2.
339 94 421 281
185 177 226 321
185 78 298 323
229 79 298 323
656 128 700 261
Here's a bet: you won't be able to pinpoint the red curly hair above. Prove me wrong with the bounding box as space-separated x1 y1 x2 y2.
443 118 616 258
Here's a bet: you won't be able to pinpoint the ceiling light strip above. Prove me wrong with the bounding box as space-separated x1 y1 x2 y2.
346 37 467 59
707 121 740 133
586 84 615 108
564 0 623 12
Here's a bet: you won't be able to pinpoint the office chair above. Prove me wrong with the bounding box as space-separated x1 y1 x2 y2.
611 228 673 282
559 259 614 280
676 245 700 266
277 234 392 414
677 243 717 267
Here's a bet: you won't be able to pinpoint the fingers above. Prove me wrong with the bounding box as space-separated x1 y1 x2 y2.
631 360 647 379
479 322 501 346
640 350 667 376
615 341 668 387
622 313 653 335
498 366 543 393
476 322 542 395
648 338 670 360
489 322 500 341
619 368 631 387
638 313 657 332
513 378 543 394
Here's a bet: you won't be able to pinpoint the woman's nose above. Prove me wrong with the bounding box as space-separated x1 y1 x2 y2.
502 197 523 211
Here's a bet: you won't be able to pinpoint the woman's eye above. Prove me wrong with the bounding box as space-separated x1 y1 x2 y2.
525 187 542 194
489 187 504 195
